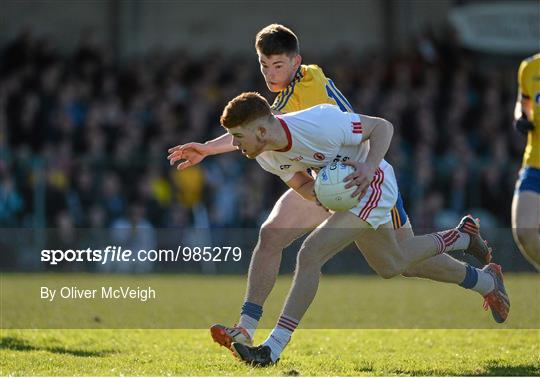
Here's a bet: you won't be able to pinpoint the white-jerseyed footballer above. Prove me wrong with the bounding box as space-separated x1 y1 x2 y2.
219 92 510 366
254 105 395 227
168 25 509 354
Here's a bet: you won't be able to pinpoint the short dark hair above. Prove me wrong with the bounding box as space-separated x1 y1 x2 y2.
220 92 272 129
255 24 299 56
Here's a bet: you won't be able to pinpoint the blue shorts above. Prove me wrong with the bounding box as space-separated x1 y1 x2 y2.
391 191 409 229
516 166 540 194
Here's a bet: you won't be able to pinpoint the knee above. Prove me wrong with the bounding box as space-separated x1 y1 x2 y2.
296 244 323 272
377 265 402 279
401 260 429 278
378 269 399 279
257 224 290 253
401 268 417 278
376 260 406 279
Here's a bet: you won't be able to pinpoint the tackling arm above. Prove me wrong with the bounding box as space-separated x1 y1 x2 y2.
168 109 282 169
167 133 237 170
204 133 238 154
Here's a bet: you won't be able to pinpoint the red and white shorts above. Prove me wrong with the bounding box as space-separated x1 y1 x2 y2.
349 160 398 229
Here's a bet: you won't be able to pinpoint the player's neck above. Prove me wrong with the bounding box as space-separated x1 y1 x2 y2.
266 117 290 152
286 67 298 86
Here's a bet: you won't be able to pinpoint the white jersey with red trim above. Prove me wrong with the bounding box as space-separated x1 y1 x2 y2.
255 104 398 228
256 104 370 182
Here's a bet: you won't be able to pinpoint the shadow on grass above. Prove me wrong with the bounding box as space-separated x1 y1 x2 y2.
477 360 540 376
0 336 117 357
386 362 540 377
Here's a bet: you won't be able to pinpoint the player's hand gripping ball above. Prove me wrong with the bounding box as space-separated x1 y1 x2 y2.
314 162 359 211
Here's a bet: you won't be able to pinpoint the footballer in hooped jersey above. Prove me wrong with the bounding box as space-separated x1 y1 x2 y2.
167 24 510 362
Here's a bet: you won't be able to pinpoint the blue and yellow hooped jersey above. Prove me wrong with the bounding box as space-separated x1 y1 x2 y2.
271 65 354 114
518 53 540 169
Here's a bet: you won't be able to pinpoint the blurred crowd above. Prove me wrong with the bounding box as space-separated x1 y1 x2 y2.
0 29 527 234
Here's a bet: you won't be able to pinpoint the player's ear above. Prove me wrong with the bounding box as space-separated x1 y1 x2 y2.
293 54 302 69
256 126 267 139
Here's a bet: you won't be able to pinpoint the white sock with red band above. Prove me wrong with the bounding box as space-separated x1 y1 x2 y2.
262 314 299 362
431 230 470 254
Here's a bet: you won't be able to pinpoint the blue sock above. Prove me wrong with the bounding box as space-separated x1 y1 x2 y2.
240 301 263 321
459 264 478 289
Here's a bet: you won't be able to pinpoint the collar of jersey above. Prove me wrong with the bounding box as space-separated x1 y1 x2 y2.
275 116 292 152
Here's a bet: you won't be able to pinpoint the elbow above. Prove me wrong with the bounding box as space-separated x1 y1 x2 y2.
384 119 394 138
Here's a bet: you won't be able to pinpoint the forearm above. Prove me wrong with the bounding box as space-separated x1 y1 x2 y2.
286 172 316 201
295 180 316 202
364 120 393 168
206 133 236 155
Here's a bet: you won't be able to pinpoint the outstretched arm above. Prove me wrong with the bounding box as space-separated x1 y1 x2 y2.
167 103 281 170
167 133 236 170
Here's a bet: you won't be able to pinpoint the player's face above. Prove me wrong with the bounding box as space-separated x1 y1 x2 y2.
258 53 301 92
229 127 266 159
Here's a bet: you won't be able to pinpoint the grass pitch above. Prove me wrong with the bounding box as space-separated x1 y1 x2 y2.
1 274 539 376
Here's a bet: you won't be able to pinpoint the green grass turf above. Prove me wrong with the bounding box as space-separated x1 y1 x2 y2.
1 329 539 376
1 274 539 375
